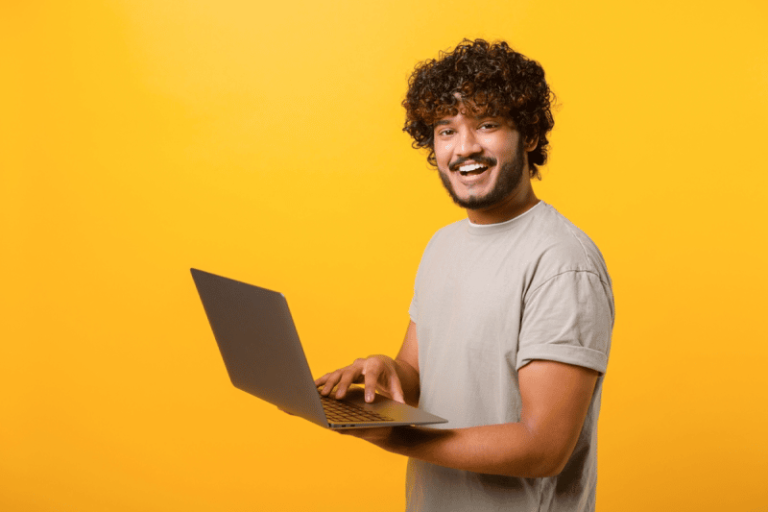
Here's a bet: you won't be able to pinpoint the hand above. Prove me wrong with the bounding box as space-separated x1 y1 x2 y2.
314 355 406 404
337 426 395 446
336 425 439 457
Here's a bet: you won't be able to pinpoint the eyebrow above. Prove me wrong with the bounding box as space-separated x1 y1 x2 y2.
435 113 504 125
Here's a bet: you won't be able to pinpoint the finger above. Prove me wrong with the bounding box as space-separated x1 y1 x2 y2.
319 371 342 396
336 362 364 399
388 373 406 404
363 359 383 403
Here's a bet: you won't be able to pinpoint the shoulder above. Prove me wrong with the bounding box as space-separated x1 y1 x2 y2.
433 218 468 239
421 218 469 254
523 203 611 285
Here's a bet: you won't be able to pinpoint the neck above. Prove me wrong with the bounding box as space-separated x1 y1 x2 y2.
466 180 539 225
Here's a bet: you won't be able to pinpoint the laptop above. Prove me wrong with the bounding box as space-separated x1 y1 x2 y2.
191 268 447 430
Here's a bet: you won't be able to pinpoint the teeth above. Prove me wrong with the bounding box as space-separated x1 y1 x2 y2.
458 163 487 174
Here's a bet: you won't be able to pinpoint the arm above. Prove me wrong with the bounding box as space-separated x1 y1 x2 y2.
315 320 421 407
348 359 598 479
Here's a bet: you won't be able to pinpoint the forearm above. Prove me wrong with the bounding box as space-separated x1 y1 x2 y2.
361 362 600 478
373 422 559 479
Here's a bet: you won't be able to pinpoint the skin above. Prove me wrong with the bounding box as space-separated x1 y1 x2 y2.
433 106 539 225
314 107 599 479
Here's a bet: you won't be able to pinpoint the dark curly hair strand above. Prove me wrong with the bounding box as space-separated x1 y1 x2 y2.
402 39 555 179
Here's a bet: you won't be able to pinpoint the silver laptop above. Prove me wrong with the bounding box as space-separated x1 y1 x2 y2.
191 268 447 429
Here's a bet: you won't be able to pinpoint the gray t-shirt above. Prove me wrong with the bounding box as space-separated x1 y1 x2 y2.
407 201 614 512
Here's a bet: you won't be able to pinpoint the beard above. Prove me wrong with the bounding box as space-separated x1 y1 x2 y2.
438 137 526 210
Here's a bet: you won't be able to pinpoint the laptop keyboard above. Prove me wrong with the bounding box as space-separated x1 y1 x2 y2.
319 393 394 424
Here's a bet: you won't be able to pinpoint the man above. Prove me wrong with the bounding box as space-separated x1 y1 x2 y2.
316 39 614 511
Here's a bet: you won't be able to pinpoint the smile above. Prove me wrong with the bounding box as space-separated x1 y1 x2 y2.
458 163 489 176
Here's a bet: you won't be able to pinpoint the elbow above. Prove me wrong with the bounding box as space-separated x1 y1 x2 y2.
516 456 566 479
517 443 572 479
535 456 569 478
518 455 568 479
516 422 577 478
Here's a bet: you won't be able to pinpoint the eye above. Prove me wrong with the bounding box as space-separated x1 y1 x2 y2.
437 128 455 137
479 122 498 130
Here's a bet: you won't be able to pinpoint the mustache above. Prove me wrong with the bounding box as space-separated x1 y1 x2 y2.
449 156 497 172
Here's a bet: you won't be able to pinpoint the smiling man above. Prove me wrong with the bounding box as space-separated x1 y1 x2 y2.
316 39 614 512
434 109 535 222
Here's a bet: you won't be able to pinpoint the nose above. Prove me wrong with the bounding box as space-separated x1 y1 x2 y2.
455 128 482 158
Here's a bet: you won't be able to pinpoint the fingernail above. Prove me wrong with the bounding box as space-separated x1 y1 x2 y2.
366 391 373 402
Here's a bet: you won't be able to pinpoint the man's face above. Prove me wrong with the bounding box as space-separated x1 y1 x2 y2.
433 108 527 211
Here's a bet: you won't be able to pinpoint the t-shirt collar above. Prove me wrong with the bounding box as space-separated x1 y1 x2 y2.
466 200 543 235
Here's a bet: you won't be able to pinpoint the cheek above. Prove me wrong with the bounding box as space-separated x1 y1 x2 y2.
435 143 453 164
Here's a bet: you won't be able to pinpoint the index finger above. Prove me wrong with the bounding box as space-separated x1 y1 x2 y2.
362 359 386 403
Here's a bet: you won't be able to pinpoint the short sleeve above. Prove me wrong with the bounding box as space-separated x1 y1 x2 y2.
516 270 614 373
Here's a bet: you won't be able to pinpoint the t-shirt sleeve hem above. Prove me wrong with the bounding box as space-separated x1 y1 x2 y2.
516 344 608 374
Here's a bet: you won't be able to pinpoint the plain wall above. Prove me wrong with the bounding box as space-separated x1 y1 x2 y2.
2 1 767 510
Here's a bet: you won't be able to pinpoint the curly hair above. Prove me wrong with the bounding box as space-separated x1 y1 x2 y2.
403 39 555 179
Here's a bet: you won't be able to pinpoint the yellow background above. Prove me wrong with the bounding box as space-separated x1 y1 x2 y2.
2 1 767 510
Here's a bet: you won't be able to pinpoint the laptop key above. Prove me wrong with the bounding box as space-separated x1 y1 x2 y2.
319 393 394 423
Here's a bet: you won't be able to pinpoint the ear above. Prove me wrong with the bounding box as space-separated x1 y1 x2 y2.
524 135 539 152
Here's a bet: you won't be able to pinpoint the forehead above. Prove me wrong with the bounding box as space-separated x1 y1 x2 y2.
434 107 512 126
433 98 507 124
